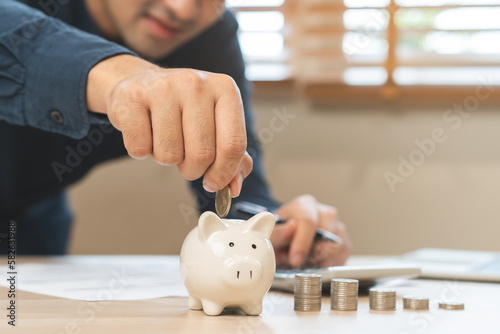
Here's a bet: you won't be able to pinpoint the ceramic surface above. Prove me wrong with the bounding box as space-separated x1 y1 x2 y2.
180 211 276 316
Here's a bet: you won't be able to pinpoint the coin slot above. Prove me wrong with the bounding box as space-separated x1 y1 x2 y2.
237 271 240 279
250 271 253 279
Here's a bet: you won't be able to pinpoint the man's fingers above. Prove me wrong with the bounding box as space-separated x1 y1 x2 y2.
272 220 298 268
118 105 152 160
203 75 247 192
106 68 252 191
271 195 351 268
317 203 338 231
177 91 216 180
316 204 350 266
332 220 352 266
274 204 289 219
270 219 297 249
317 219 351 267
288 218 317 268
333 243 351 266
315 242 340 267
275 251 290 268
150 97 184 166
228 152 253 197
274 196 320 268
275 194 318 220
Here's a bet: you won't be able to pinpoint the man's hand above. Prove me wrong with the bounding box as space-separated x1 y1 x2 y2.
86 55 253 196
270 195 352 268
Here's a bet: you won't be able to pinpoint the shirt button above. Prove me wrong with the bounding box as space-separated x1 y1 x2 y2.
50 110 64 124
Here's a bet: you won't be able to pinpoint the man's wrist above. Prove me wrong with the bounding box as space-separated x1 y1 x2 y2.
86 54 158 114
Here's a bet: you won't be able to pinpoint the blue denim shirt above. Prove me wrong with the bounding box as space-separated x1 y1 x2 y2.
0 0 278 217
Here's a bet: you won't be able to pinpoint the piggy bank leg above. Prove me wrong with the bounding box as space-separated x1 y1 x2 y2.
188 296 202 310
201 299 224 316
240 300 263 316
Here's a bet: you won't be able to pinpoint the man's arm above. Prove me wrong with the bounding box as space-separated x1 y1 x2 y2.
0 0 134 139
0 1 252 196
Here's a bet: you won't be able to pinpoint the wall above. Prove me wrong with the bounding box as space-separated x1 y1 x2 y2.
68 91 500 255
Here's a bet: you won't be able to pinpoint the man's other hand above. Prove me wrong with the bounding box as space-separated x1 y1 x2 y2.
271 195 352 268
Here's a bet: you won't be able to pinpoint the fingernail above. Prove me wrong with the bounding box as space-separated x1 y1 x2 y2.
234 174 244 197
290 253 303 268
203 180 217 193
130 154 148 161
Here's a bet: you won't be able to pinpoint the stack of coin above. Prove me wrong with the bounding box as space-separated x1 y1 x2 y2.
403 296 429 311
294 274 322 312
439 302 465 310
369 288 396 311
331 279 359 311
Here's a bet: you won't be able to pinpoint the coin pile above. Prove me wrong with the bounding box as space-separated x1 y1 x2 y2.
403 296 429 311
294 274 322 312
331 279 359 311
215 185 231 218
439 302 465 310
369 288 396 311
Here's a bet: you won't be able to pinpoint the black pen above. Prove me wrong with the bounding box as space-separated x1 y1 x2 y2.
231 201 342 244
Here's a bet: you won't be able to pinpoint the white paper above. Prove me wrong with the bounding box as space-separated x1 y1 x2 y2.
0 255 188 301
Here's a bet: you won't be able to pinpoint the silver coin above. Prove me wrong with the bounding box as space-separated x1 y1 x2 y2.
403 296 429 311
439 302 465 310
294 274 322 312
369 288 396 311
331 279 359 311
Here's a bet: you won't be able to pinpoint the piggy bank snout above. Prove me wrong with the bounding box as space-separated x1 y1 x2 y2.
223 258 263 288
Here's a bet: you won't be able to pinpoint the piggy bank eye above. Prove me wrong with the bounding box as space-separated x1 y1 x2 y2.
229 242 234 247
252 244 257 249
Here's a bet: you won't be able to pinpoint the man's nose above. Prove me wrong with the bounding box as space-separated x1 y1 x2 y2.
162 0 200 22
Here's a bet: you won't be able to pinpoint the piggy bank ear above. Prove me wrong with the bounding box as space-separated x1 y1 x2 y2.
247 212 275 239
198 211 228 242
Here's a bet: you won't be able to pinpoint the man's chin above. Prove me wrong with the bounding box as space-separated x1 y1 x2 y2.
139 48 175 60
129 42 178 61
126 28 209 60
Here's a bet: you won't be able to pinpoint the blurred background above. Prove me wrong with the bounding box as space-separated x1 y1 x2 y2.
68 0 500 255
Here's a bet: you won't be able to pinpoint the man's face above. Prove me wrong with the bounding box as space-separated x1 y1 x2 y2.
99 0 225 59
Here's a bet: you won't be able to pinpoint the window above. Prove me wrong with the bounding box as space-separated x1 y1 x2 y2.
393 0 500 86
231 0 500 99
227 0 291 81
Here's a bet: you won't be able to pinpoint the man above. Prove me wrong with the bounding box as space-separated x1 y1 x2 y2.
0 0 351 268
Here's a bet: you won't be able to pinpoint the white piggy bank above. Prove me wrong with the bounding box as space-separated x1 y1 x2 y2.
180 211 276 316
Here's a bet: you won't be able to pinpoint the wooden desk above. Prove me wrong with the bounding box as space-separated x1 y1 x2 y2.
1 256 499 334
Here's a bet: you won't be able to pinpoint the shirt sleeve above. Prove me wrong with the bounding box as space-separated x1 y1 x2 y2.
177 11 281 216
0 0 135 139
